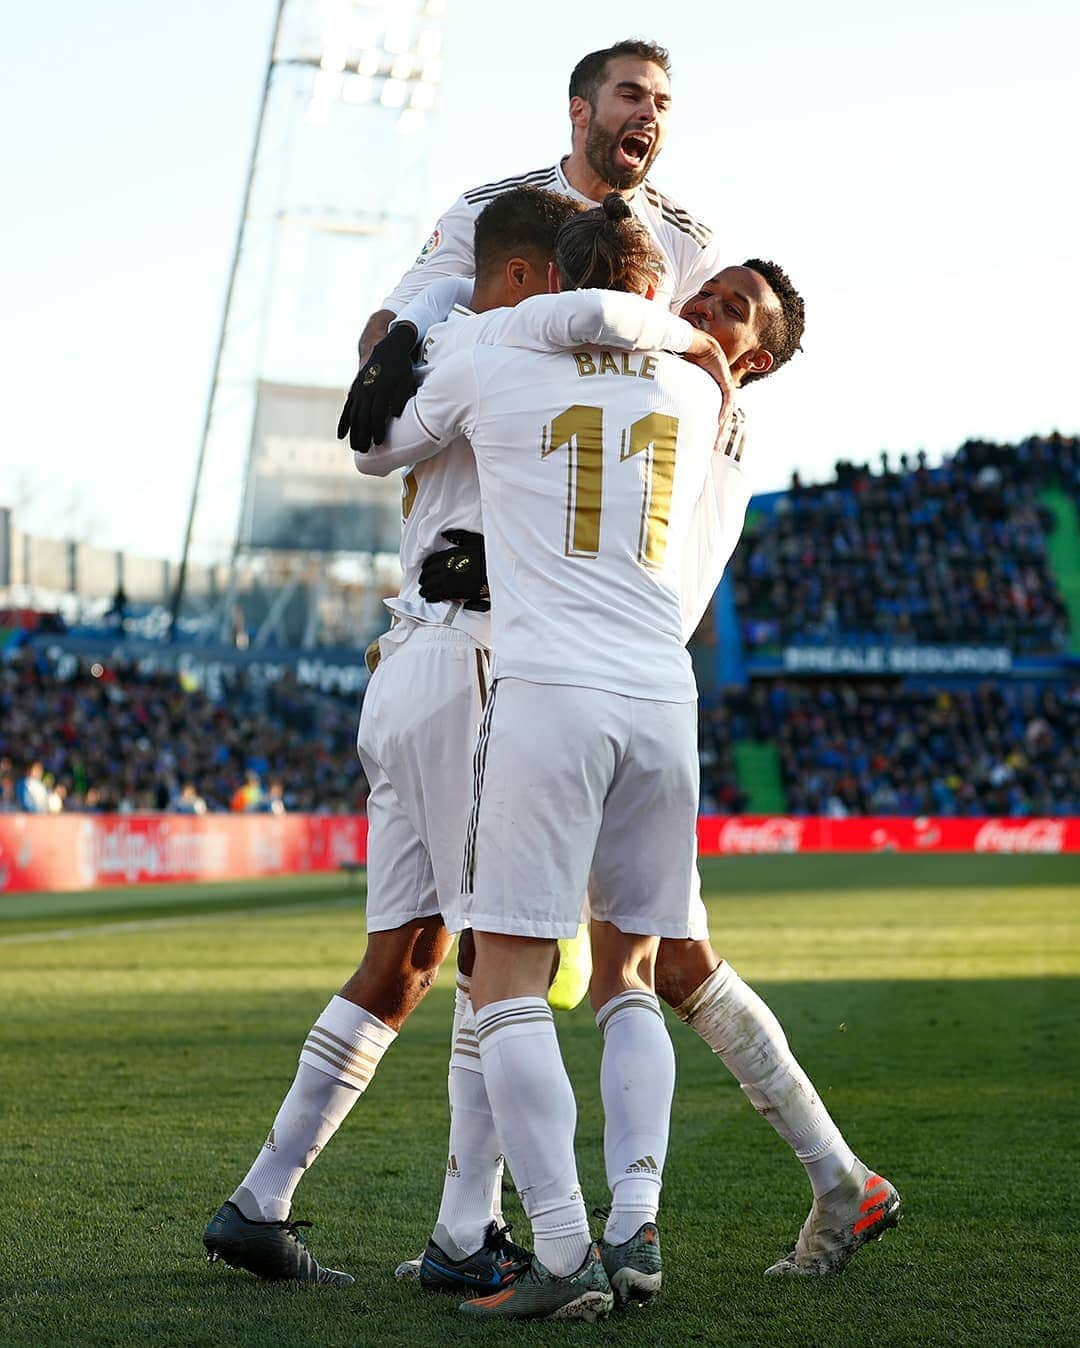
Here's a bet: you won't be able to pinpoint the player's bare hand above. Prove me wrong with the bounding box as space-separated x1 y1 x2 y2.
683 331 735 416
337 324 419 452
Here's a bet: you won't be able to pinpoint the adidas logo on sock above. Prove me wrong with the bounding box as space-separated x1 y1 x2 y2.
446 1153 461 1178
264 1128 277 1153
624 1154 659 1174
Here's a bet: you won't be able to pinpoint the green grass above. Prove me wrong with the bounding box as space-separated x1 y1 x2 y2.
1 857 1077 1346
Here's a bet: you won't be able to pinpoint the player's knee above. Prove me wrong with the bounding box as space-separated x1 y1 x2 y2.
655 939 721 1009
338 918 451 1027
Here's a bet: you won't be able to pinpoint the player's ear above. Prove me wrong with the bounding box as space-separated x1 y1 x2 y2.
547 260 562 293
506 256 530 292
644 281 657 300
745 347 774 377
569 95 591 132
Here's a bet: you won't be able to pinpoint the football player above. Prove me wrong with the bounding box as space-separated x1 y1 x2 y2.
346 39 901 1292
339 37 736 450
203 186 722 1288
359 197 814 1320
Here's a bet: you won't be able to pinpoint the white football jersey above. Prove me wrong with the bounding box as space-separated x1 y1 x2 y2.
370 339 730 702
359 291 700 647
381 160 725 316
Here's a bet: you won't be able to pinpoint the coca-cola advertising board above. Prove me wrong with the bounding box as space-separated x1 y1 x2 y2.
697 816 1079 855
0 815 1075 895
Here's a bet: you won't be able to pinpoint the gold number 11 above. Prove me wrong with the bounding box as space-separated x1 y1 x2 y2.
541 404 680 569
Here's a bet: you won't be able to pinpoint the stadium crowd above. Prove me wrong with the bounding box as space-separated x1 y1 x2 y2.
732 434 1078 654
0 650 367 816
708 679 1080 818
3 647 1076 819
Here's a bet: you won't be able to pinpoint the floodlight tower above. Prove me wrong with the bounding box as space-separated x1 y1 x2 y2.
171 0 447 640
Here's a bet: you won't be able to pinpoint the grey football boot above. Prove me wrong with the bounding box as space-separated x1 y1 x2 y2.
459 1242 613 1321
764 1161 901 1276
599 1221 662 1305
203 1200 354 1285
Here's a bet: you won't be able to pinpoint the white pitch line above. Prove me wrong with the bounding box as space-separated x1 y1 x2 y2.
0 896 360 947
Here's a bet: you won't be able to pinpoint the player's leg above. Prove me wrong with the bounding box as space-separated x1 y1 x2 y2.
586 695 697 1304
587 922 670 1305
414 951 532 1293
372 633 531 1287
204 675 451 1282
460 681 616 1321
657 937 899 1273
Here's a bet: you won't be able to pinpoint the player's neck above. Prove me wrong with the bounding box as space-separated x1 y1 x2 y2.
468 280 508 314
559 152 637 205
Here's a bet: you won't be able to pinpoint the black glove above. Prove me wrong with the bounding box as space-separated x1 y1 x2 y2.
337 323 419 452
419 530 490 611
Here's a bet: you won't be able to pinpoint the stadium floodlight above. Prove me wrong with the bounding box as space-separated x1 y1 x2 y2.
171 0 446 643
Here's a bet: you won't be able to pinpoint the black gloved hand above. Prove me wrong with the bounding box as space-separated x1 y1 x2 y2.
419 530 490 611
337 323 418 452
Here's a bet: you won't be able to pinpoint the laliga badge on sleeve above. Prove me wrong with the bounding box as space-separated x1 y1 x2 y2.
414 227 442 265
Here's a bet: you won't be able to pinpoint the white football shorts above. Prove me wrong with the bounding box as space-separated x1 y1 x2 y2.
357 620 490 933
459 677 705 941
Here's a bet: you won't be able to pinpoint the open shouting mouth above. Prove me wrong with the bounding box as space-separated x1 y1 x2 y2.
615 128 654 173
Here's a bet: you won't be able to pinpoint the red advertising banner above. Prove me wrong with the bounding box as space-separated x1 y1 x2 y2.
696 815 1080 855
0 814 367 894
0 814 1075 895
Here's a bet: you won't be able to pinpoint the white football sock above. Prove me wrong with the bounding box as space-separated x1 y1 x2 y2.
596 990 676 1245
232 995 396 1222
475 997 590 1276
448 976 472 1091
675 963 856 1198
433 986 506 1254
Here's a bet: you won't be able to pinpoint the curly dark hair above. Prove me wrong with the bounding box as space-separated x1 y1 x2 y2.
569 39 672 106
473 186 584 279
555 192 660 295
741 258 806 384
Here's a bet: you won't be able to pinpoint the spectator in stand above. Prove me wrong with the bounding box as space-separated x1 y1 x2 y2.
17 761 49 813
262 781 287 816
230 770 264 813
173 783 208 815
0 758 15 812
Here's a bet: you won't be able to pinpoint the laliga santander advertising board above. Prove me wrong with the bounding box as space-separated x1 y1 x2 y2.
0 814 1076 894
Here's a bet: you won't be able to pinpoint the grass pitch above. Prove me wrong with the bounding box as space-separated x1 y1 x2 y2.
1 855 1077 1346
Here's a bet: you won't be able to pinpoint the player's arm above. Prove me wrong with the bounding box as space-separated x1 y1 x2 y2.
391 275 473 349
339 276 475 453
358 310 396 365
679 410 752 641
467 289 698 355
352 349 477 478
380 194 478 312
342 198 476 445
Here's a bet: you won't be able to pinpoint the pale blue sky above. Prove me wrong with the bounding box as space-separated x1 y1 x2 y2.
2 0 1077 557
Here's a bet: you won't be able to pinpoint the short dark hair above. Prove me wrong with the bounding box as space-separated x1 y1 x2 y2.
741 258 806 384
569 39 671 106
555 192 660 295
473 186 584 279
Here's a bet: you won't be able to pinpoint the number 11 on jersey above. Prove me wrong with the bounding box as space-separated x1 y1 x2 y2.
541 404 680 569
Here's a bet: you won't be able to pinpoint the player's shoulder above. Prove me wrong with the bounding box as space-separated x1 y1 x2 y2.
652 350 726 410
460 164 562 210
639 180 713 248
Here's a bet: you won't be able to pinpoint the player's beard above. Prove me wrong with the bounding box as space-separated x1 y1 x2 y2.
584 119 659 191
